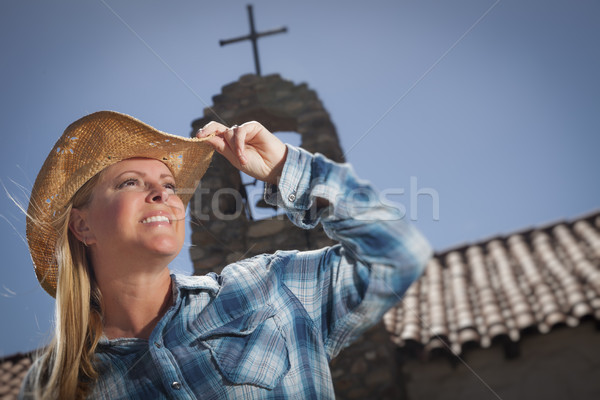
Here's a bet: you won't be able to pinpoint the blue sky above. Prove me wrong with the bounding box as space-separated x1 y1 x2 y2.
1 0 598 356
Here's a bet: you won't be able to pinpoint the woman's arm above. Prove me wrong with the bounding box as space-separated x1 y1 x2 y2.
265 144 432 357
197 121 432 358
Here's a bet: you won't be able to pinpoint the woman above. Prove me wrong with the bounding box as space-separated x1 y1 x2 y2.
21 111 431 399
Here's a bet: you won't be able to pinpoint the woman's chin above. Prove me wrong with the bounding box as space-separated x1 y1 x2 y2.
143 237 183 258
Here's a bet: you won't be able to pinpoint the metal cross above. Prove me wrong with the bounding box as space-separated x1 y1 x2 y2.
219 4 287 76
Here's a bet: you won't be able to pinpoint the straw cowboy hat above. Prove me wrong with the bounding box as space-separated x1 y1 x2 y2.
26 111 214 297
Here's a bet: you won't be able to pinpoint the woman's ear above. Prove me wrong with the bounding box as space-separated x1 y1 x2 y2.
69 208 95 245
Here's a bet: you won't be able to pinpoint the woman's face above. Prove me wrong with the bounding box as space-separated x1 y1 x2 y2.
75 158 186 263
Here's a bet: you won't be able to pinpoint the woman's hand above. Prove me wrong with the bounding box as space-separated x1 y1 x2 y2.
197 121 287 185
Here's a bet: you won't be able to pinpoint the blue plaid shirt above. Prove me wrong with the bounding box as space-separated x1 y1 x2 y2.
22 145 431 399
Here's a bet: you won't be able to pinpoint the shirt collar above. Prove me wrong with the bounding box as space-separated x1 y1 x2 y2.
171 273 221 295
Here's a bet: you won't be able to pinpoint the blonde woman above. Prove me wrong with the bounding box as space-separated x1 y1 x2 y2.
20 111 431 399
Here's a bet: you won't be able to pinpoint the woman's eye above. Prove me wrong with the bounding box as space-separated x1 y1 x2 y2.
164 183 177 192
118 178 139 189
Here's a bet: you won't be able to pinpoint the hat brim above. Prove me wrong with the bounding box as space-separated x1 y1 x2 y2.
26 111 214 297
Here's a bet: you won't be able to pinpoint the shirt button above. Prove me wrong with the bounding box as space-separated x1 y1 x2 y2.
288 193 296 202
171 382 181 390
154 342 162 348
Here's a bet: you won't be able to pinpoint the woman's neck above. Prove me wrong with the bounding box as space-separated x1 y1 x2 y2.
97 267 174 340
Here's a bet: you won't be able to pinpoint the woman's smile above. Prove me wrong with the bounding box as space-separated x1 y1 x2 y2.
141 215 171 224
139 210 177 225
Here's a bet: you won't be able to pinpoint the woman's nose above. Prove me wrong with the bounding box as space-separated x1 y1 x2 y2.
147 185 169 203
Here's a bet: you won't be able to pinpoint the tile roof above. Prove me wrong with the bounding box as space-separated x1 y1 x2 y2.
384 211 600 358
0 352 33 400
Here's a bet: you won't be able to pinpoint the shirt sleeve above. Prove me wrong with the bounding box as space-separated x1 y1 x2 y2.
264 144 432 358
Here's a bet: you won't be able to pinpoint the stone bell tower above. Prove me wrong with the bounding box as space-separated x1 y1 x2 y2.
188 73 344 275
188 73 401 400
186 6 399 399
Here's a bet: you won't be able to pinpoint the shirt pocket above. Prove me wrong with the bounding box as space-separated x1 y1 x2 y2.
198 305 290 390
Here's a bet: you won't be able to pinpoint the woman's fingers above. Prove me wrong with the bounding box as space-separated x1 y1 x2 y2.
197 121 231 156
205 135 227 155
196 121 247 166
196 121 227 138
231 125 248 165
195 120 286 184
220 125 246 167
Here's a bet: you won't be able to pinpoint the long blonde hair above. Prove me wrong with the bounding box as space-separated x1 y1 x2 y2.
28 174 104 399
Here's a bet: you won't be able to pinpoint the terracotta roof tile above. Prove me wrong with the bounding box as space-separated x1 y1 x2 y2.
384 210 600 358
0 353 33 400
